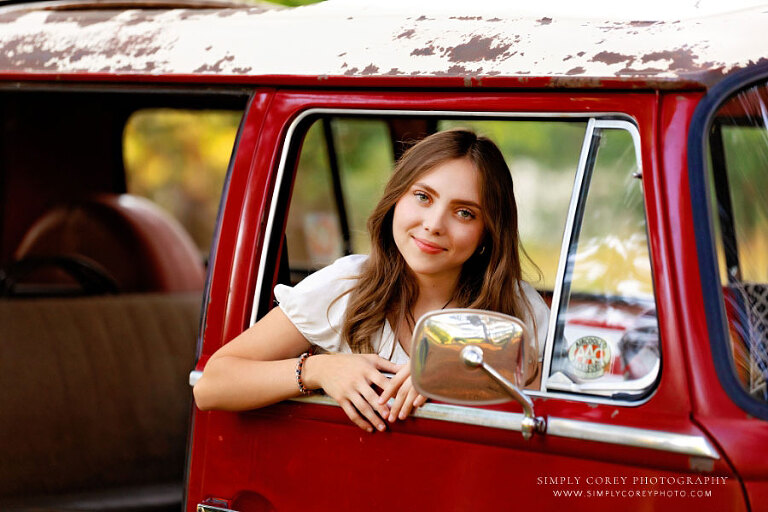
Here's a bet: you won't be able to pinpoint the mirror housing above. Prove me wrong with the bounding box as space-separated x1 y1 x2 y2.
410 309 546 439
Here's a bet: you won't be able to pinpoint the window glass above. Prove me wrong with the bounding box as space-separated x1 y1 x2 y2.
546 125 660 399
290 118 584 287
124 109 243 258
709 81 768 403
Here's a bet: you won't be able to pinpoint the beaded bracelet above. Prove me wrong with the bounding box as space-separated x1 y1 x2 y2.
295 351 313 395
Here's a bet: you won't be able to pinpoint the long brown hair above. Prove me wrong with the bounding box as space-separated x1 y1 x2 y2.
341 129 535 353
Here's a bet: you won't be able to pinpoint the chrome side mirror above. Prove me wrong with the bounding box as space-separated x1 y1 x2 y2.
410 309 545 440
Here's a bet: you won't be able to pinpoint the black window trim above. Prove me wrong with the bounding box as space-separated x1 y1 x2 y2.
688 61 768 421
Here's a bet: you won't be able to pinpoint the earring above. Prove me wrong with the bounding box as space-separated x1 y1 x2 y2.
479 245 486 255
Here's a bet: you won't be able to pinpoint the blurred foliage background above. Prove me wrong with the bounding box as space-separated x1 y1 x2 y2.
720 125 768 283
122 107 656 298
123 109 243 259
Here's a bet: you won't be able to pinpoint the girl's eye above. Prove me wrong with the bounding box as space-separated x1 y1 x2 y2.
414 191 429 203
457 209 476 220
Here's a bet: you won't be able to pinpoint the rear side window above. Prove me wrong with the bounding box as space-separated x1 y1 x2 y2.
265 112 660 402
708 80 768 404
124 109 243 259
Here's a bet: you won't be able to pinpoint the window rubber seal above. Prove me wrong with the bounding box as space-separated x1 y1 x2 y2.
687 61 768 421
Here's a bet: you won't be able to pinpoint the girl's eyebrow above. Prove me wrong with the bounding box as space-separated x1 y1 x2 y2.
414 182 482 209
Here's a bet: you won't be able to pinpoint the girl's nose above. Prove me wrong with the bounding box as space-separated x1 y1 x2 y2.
422 208 446 235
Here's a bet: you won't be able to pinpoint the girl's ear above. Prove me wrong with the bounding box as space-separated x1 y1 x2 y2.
478 233 490 255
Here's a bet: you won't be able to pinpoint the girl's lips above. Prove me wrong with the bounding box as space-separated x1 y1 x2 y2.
412 236 445 255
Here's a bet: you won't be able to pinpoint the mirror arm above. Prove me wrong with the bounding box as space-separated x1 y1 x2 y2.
479 363 546 440
479 362 534 417
461 345 546 440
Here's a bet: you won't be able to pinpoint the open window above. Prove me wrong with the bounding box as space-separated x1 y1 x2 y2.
707 79 768 406
260 111 660 403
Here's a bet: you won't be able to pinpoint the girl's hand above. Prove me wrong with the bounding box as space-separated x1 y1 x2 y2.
303 353 401 433
378 364 427 422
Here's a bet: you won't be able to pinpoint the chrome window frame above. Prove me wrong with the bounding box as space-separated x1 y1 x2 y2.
249 108 657 410
541 119 656 396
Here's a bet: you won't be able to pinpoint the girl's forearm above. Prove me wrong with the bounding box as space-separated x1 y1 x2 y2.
193 355 307 411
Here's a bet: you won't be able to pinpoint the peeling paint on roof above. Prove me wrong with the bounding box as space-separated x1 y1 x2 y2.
0 0 766 89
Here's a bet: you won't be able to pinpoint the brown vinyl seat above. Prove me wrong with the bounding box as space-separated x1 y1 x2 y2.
0 194 205 509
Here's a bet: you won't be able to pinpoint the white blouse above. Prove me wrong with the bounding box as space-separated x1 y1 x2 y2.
274 254 550 366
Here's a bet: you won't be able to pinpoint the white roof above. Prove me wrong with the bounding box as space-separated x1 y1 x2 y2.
1 0 766 89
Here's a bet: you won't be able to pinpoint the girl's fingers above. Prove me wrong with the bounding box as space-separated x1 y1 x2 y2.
322 355 415 431
339 400 373 433
414 393 427 408
360 384 390 420
372 356 402 374
388 382 410 422
378 381 398 405
350 393 386 432
368 369 391 392
378 367 410 404
398 388 420 419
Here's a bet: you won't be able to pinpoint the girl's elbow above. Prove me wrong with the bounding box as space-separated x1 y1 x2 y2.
192 377 217 411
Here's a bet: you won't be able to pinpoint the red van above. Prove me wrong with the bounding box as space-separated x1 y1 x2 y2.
1 1 767 511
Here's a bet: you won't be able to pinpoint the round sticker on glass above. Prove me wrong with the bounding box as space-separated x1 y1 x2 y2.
567 336 611 379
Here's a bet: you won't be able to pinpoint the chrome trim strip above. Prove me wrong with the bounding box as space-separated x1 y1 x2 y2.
545 417 719 459
540 118 596 390
291 395 720 459
250 108 631 326
293 394 528 430
250 108 310 326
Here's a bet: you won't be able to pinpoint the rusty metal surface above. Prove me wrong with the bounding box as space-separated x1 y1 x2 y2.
0 0 766 89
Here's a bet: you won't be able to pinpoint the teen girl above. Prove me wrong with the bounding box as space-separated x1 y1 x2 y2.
193 129 549 433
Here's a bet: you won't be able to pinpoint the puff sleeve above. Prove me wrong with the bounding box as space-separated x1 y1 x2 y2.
273 254 366 353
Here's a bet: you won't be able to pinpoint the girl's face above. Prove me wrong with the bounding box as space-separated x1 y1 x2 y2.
392 157 485 283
